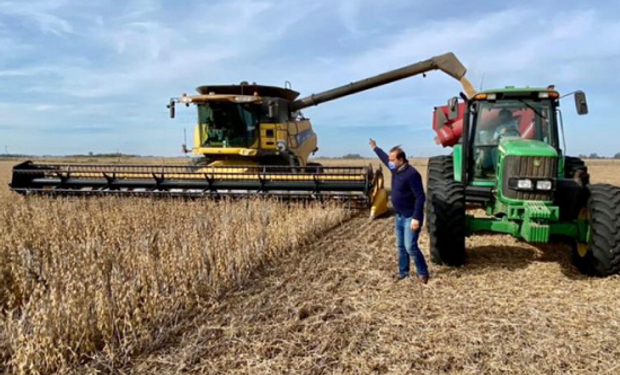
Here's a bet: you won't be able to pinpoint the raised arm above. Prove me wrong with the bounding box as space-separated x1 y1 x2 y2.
369 138 389 168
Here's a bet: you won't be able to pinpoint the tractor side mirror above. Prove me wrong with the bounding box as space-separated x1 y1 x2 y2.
447 97 459 120
574 91 588 115
167 100 176 119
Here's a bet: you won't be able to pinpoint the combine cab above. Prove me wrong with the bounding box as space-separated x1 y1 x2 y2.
11 52 473 219
429 87 620 276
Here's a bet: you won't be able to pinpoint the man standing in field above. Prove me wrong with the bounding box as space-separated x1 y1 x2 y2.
369 139 429 284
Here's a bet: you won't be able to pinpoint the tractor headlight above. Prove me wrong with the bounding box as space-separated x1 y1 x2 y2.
517 179 533 190
536 180 553 190
276 140 287 152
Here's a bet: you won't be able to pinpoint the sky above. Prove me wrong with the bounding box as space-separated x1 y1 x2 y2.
0 0 619 157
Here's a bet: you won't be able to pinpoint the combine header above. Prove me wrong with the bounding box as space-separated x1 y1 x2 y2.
10 52 472 218
10 162 375 206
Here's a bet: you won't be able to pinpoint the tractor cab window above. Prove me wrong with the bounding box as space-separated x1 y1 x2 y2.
472 99 555 179
197 102 260 148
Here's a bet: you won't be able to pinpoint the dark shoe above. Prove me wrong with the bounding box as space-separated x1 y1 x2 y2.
393 273 408 282
418 275 429 285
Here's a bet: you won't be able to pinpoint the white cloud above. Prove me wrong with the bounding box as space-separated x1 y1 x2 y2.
325 8 620 88
0 0 73 35
33 104 57 111
119 0 161 20
12 0 321 99
1 1 619 156
338 0 363 34
0 66 56 77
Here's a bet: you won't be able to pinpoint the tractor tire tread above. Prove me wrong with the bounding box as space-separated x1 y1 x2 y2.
577 184 620 276
426 156 466 266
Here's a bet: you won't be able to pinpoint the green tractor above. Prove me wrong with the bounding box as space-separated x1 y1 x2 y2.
428 87 620 276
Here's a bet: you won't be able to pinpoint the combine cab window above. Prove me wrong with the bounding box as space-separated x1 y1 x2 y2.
472 99 556 179
198 103 260 148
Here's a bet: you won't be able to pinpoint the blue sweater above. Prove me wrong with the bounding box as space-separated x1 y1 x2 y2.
374 147 425 222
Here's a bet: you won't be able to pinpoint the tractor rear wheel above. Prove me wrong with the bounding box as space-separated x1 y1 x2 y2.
572 184 620 276
426 155 466 266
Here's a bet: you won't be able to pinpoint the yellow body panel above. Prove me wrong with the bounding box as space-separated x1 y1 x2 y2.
369 171 388 219
192 147 258 157
370 189 389 219
260 123 279 150
193 118 317 167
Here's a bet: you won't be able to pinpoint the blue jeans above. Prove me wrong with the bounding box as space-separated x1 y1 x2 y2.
395 213 429 278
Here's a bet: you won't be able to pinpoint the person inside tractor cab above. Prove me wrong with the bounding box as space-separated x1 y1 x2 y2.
474 108 521 178
492 109 521 142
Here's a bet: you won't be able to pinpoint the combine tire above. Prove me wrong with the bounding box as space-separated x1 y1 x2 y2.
572 184 620 276
426 155 466 266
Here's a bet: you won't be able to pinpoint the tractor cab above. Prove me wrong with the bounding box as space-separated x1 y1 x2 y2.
468 89 560 180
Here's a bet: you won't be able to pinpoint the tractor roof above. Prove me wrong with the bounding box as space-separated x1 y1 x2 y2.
196 84 300 101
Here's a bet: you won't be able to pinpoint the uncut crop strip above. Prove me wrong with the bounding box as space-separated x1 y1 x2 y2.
0 196 349 374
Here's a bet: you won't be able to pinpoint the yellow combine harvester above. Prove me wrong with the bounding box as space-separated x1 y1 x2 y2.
10 52 472 218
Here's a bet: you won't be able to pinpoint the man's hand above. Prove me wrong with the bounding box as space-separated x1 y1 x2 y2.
411 219 420 231
369 138 377 149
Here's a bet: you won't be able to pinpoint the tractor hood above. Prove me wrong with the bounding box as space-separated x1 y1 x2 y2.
498 138 558 158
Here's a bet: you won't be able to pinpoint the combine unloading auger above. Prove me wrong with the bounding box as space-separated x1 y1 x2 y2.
10 52 470 218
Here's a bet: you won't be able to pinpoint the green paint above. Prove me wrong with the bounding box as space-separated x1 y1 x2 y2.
494 140 557 205
497 139 558 158
467 214 582 242
470 180 495 187
550 222 580 239
453 144 462 182
466 216 520 236
489 200 559 221
523 201 558 220
520 218 550 242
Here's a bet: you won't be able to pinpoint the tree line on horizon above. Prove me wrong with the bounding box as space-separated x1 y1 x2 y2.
2 152 620 160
